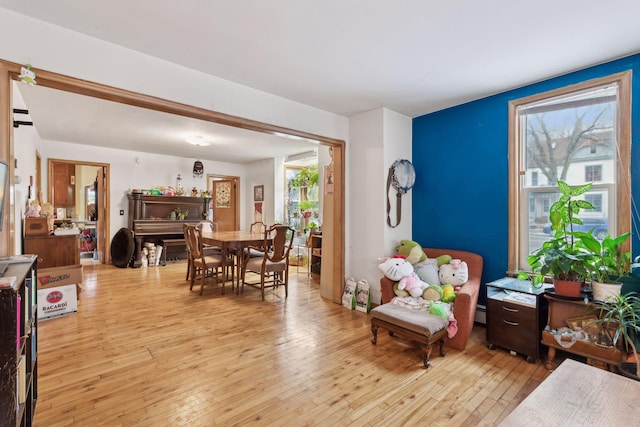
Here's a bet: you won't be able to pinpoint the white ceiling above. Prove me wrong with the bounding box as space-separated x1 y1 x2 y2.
5 1 640 161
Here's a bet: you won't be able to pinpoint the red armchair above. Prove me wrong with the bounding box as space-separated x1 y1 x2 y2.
380 248 483 351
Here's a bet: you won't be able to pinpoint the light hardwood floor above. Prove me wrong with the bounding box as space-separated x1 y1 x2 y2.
34 262 552 426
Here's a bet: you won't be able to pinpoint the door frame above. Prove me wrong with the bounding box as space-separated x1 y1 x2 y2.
207 174 240 230
47 158 111 263
0 59 345 303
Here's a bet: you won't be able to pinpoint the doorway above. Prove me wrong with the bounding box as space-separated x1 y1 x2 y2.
207 174 240 231
47 159 110 264
1 60 345 303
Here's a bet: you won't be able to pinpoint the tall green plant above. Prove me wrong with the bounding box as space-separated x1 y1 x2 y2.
526 181 595 284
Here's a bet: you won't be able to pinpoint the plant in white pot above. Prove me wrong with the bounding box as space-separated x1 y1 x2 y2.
525 181 594 296
581 231 636 302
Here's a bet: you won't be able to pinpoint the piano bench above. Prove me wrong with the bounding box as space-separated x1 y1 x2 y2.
161 238 186 264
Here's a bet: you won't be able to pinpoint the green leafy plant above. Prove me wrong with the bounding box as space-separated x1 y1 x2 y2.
291 165 319 188
173 207 189 220
525 181 595 285
591 292 640 376
581 231 634 283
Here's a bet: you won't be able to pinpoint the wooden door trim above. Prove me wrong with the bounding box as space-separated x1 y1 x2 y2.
47 158 111 263
0 59 345 302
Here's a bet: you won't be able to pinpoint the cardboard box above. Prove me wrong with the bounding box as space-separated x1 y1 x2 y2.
37 284 78 320
38 264 83 287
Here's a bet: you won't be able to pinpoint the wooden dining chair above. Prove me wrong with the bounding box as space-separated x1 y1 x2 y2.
183 223 193 280
184 224 225 295
198 220 235 286
241 224 294 301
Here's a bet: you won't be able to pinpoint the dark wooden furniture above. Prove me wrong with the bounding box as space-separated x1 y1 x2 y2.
0 255 38 427
310 234 322 277
52 162 75 208
486 277 548 363
370 303 448 368
201 230 271 292
23 234 80 269
127 194 211 267
541 293 624 370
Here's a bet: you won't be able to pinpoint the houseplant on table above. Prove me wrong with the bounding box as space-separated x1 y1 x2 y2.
524 181 594 296
590 292 640 379
581 231 635 302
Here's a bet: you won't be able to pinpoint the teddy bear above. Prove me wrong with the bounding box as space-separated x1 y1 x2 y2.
397 272 429 298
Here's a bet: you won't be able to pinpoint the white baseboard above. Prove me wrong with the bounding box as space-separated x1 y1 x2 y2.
474 304 486 324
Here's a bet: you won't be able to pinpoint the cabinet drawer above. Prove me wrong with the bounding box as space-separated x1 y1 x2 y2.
487 299 538 357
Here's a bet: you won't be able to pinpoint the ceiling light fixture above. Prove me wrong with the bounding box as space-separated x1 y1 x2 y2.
185 135 211 146
285 149 318 163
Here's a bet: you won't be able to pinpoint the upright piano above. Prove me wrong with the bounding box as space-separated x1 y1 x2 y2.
127 193 211 267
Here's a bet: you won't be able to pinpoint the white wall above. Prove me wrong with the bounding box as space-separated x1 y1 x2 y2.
38 140 248 240
244 158 275 227
0 8 412 288
348 108 411 303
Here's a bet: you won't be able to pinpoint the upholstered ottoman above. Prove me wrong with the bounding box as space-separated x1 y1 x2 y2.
371 303 448 368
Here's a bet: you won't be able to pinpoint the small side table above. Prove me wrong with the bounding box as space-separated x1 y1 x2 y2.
486 277 548 363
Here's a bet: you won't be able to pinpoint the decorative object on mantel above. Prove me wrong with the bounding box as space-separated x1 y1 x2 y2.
193 159 204 178
176 174 185 196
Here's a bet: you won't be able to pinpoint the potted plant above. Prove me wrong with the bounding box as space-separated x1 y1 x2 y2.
525 181 594 296
581 231 635 302
590 292 640 379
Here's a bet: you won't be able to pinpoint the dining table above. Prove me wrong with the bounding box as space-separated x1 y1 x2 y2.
200 230 269 293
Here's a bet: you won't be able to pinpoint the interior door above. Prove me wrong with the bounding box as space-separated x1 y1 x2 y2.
210 177 238 231
96 166 108 263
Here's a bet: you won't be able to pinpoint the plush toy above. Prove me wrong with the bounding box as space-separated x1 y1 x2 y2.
441 284 457 303
397 272 429 298
395 240 426 264
422 284 443 301
429 302 448 318
439 259 469 286
413 258 439 286
436 254 452 267
378 256 414 281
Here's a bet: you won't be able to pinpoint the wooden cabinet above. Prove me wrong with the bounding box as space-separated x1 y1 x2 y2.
24 235 80 268
52 162 75 208
486 277 548 363
310 234 322 277
0 255 38 426
541 294 624 370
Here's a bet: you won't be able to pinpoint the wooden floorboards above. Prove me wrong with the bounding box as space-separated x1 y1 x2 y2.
33 262 552 426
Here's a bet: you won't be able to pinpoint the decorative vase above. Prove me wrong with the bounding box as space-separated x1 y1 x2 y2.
592 281 622 303
553 279 583 297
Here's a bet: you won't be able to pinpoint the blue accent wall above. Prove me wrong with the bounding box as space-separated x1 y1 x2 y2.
412 53 640 304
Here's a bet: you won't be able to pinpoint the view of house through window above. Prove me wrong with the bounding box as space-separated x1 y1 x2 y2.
509 72 632 272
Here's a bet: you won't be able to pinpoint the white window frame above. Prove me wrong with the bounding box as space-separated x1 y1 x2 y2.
508 71 632 274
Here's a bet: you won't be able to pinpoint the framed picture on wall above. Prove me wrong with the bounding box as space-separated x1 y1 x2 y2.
254 185 264 201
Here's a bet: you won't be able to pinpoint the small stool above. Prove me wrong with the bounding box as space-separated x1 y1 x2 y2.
371 303 448 368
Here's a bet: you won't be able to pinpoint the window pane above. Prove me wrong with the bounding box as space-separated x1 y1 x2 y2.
517 84 618 267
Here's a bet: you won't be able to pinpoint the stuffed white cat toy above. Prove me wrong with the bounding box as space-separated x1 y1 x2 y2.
378 256 414 281
438 259 469 286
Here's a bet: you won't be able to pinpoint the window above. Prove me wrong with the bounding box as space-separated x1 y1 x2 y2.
585 193 603 213
585 164 602 182
508 72 631 273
